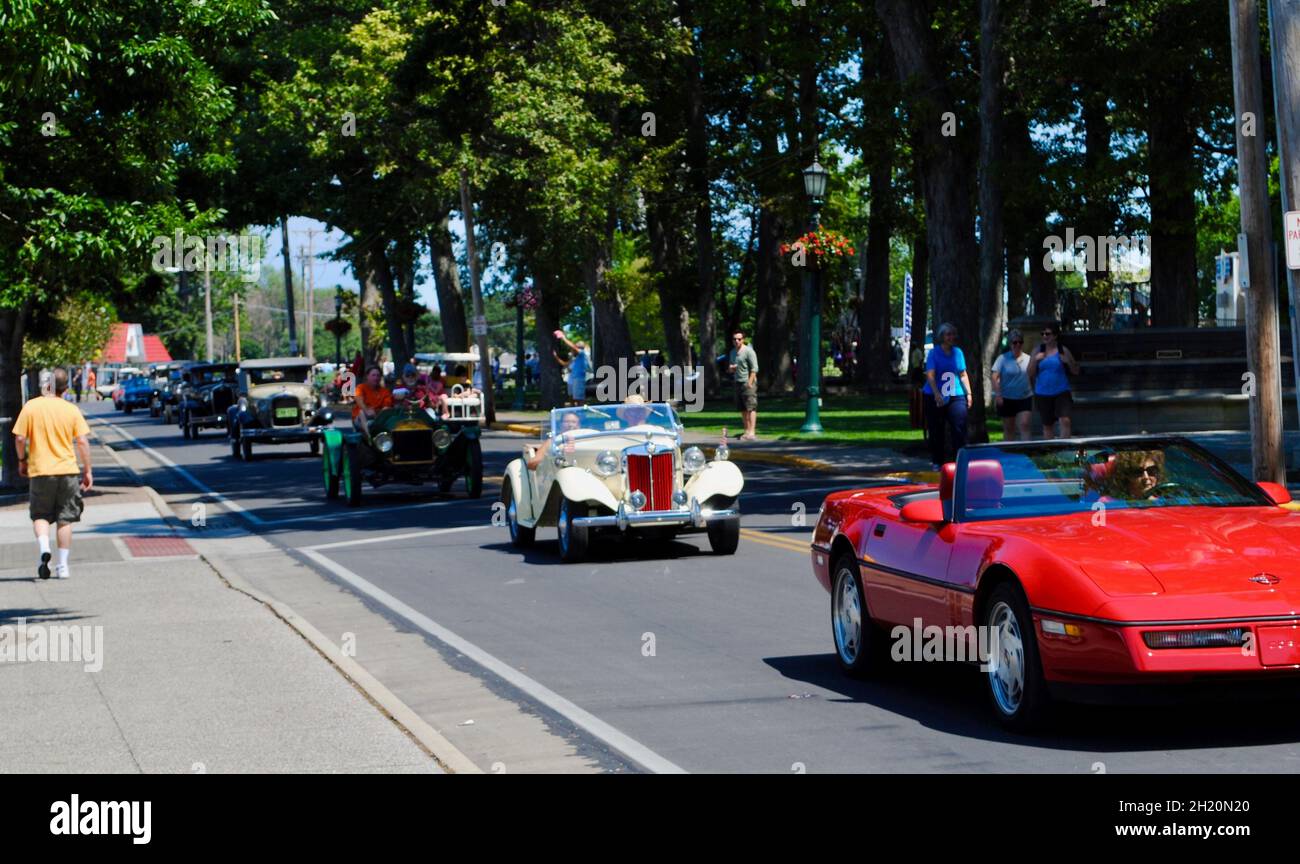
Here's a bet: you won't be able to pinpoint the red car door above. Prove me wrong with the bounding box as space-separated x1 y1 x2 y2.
859 515 957 629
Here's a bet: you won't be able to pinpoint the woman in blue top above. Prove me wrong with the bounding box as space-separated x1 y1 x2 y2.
921 322 973 468
1027 322 1080 438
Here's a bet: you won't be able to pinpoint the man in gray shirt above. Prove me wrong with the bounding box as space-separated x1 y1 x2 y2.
727 330 759 440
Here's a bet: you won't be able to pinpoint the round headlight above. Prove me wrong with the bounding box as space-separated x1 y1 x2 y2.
237 397 249 412
629 490 647 510
714 444 730 462
682 446 707 474
595 450 619 477
672 489 688 506
432 428 452 450
375 432 394 453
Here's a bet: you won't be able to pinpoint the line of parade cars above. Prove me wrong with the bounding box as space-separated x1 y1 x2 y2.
112 354 489 506
112 356 747 562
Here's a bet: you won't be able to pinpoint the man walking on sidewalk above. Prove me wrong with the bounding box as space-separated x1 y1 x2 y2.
12 369 92 580
727 331 759 440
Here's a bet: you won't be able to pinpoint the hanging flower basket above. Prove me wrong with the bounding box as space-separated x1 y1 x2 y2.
505 283 542 310
780 228 856 272
324 318 352 337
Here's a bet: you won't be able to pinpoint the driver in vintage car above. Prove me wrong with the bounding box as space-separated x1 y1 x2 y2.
352 365 392 433
526 409 581 470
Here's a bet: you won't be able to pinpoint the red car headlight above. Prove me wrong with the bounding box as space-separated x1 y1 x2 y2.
1141 627 1249 649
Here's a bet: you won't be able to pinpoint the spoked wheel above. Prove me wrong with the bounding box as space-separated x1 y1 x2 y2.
323 449 340 499
556 498 588 562
464 438 483 499
343 444 363 507
984 582 1049 731
831 554 878 678
507 494 534 547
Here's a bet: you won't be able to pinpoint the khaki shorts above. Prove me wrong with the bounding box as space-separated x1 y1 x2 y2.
28 475 84 524
734 381 757 412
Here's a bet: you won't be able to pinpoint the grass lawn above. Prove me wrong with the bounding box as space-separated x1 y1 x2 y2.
678 393 1007 449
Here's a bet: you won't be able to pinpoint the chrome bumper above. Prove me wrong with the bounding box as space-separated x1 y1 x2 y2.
240 425 322 441
572 499 739 531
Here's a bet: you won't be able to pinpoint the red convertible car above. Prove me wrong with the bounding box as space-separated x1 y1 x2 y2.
810 436 1300 730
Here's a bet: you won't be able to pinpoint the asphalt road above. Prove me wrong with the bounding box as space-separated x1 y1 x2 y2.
88 400 1300 773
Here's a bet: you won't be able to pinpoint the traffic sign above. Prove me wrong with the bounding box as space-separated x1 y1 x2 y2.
1286 211 1300 270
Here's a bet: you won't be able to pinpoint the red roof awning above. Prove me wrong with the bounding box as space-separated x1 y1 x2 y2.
97 323 172 364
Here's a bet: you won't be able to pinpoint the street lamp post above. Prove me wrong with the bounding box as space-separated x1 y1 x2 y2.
333 286 344 366
800 160 829 434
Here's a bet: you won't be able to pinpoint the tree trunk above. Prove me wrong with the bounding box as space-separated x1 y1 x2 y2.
370 244 410 366
533 287 567 410
679 0 718 396
910 231 929 348
0 303 30 491
879 0 985 439
356 253 383 368
977 0 1006 430
861 141 894 391
428 208 469 353
1147 80 1200 327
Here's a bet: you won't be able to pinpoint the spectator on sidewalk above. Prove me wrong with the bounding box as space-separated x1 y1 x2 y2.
553 331 589 405
85 367 97 400
72 366 83 403
922 322 972 468
727 330 759 440
991 329 1033 441
1028 321 1079 439
11 369 92 580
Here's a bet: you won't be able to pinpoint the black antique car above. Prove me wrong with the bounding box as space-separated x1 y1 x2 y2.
177 362 238 438
226 357 334 459
147 361 186 418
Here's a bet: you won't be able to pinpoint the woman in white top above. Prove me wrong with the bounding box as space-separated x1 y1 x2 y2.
991 329 1032 441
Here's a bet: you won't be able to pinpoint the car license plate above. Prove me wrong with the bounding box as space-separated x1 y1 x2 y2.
1257 625 1300 666
275 407 297 419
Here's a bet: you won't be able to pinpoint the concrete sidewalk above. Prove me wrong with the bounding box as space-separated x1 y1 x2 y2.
0 439 439 773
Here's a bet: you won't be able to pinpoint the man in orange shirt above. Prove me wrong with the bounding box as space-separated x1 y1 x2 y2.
352 364 392 433
12 369 92 579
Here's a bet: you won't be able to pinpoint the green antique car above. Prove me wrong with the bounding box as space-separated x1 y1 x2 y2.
320 401 483 506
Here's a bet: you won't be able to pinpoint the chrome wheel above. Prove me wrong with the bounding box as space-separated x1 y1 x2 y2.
508 498 519 541
832 565 863 665
987 600 1025 716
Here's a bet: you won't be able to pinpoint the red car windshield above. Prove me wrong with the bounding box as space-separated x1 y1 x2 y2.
957 440 1271 521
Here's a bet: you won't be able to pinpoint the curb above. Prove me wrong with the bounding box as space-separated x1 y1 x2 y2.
94 428 482 775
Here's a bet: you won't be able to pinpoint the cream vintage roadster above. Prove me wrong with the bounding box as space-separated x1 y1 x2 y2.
501 402 743 562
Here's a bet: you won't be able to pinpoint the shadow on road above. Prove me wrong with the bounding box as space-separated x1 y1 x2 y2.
764 652 1300 753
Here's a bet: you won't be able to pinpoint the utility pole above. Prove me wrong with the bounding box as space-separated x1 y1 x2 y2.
295 226 319 361
204 249 214 363
281 216 298 355
1232 0 1285 482
460 166 496 423
1270 0 1300 435
233 292 242 362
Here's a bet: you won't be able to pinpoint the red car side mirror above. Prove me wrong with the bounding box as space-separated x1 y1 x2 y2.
1257 481 1292 506
900 498 947 524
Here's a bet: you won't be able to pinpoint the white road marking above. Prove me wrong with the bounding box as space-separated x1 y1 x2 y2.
99 417 687 774
302 529 688 775
95 420 266 525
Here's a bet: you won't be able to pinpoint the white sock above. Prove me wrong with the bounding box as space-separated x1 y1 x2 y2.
57 548 69 568
38 535 50 557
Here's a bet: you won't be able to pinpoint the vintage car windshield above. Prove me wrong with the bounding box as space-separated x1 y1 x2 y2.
958 440 1271 521
193 368 232 384
549 403 678 437
247 366 310 385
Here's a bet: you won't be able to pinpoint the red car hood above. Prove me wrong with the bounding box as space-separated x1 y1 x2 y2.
980 506 1300 620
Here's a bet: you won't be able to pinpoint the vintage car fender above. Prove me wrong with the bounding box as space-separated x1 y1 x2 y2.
554 466 621 512
684 459 744 504
501 457 530 511
321 427 348 474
